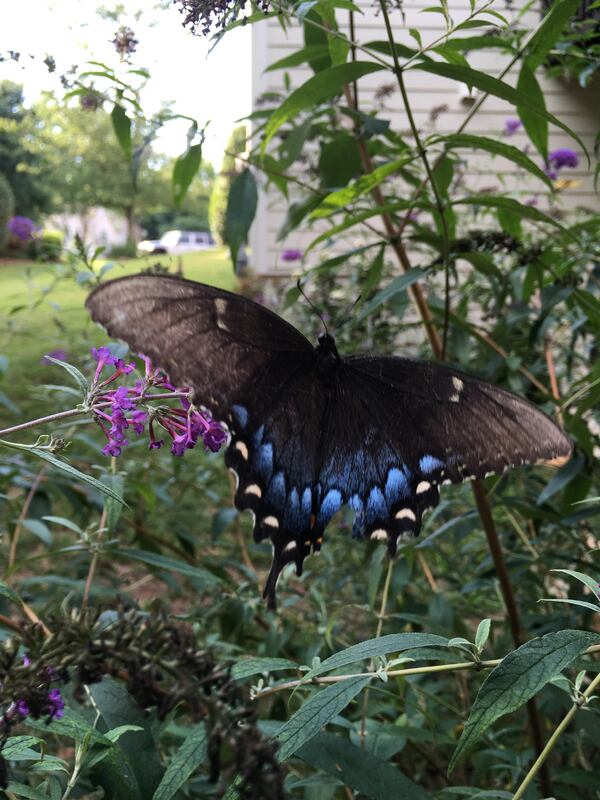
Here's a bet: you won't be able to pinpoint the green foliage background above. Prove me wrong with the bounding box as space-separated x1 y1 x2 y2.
0 0 599 798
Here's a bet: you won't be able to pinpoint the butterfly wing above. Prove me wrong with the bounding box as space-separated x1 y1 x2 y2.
85 274 314 419
86 275 329 606
315 354 572 554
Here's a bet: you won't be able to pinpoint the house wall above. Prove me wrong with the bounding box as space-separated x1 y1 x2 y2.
250 0 600 274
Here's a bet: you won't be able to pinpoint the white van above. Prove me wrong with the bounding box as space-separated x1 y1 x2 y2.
138 230 215 256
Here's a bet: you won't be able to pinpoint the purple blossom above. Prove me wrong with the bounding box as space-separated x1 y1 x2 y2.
15 699 30 717
111 386 136 411
7 216 36 242
91 346 116 365
281 248 303 262
113 358 135 374
525 197 539 207
504 118 521 136
548 148 579 169
41 349 68 365
46 689 65 720
132 409 147 435
102 441 123 457
204 419 228 452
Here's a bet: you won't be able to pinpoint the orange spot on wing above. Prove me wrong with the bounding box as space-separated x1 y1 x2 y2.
309 513 316 530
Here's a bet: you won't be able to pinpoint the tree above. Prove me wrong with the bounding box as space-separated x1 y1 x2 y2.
32 95 213 240
208 124 247 244
0 81 52 218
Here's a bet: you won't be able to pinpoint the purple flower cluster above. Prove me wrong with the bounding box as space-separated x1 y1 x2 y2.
89 347 227 458
13 688 64 721
504 118 521 136
545 148 579 180
281 248 303 262
7 216 36 242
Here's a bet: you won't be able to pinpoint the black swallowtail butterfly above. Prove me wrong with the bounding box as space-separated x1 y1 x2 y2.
86 275 571 607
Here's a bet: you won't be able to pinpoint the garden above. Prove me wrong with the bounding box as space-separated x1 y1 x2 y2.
0 0 599 798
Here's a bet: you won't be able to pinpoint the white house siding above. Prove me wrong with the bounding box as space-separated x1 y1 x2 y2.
250 0 600 274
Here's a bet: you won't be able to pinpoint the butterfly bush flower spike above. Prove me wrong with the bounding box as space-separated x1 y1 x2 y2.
504 118 521 136
88 347 226 459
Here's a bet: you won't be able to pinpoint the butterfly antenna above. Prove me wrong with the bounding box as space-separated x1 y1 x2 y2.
297 279 329 335
332 294 362 335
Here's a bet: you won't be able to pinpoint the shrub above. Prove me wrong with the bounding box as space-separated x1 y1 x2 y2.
107 240 138 258
27 229 63 262
0 173 15 253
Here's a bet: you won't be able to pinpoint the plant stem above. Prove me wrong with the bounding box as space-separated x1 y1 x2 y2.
360 556 395 745
512 671 600 800
254 644 600 700
0 407 87 437
8 465 47 570
82 456 115 607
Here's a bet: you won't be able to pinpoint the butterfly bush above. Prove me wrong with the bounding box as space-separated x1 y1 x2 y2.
89 347 227 458
7 216 36 242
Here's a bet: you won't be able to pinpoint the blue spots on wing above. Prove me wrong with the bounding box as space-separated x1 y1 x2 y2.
366 487 387 523
301 487 312 518
385 467 409 506
231 404 248 429
267 471 286 507
284 487 301 530
318 488 342 526
252 425 265 447
349 494 365 538
255 442 273 481
420 455 444 475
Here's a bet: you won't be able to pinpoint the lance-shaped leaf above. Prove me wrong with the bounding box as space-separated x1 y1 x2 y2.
262 62 384 152
152 724 207 800
449 630 600 772
517 62 548 162
452 195 568 232
276 676 371 761
436 133 553 189
111 104 132 160
232 657 299 681
172 143 203 208
303 632 448 680
525 0 583 70
225 168 258 268
414 61 587 158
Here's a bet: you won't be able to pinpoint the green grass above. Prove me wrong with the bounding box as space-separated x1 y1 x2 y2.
0 248 236 420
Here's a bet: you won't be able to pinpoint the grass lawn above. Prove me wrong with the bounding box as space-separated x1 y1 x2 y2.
0 248 237 421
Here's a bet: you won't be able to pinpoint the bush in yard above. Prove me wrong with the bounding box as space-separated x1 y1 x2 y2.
0 173 14 253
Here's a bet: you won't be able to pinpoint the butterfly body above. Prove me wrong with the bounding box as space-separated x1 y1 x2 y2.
86 274 572 607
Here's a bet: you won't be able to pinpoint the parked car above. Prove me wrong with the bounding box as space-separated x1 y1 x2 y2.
137 230 215 256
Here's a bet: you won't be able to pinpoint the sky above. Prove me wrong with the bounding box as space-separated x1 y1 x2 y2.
0 0 252 167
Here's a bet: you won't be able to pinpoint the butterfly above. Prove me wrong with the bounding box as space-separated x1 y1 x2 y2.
86 274 571 608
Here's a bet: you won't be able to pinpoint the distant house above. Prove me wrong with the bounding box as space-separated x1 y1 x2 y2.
46 207 141 251
250 0 600 274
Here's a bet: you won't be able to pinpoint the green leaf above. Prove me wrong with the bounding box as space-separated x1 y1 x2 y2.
311 157 411 218
543 598 600 613
232 657 299 680
114 548 221 585
516 62 548 162
43 356 88 397
152 724 207 800
354 269 425 324
172 143 203 208
551 569 600 602
276 676 371 761
5 782 50 800
318 133 362 188
225 168 258 268
102 473 125 532
21 518 52 546
306 200 418 252
449 630 600 771
267 45 330 72
452 196 567 232
22 448 126 506
2 736 43 759
304 632 448 680
475 619 492 652
111 104 132 160
438 133 553 189
526 0 583 70
574 289 600 329
414 61 586 157
537 455 585 505
298 732 433 800
0 580 23 607
262 62 384 152
42 516 84 535
89 679 164 799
